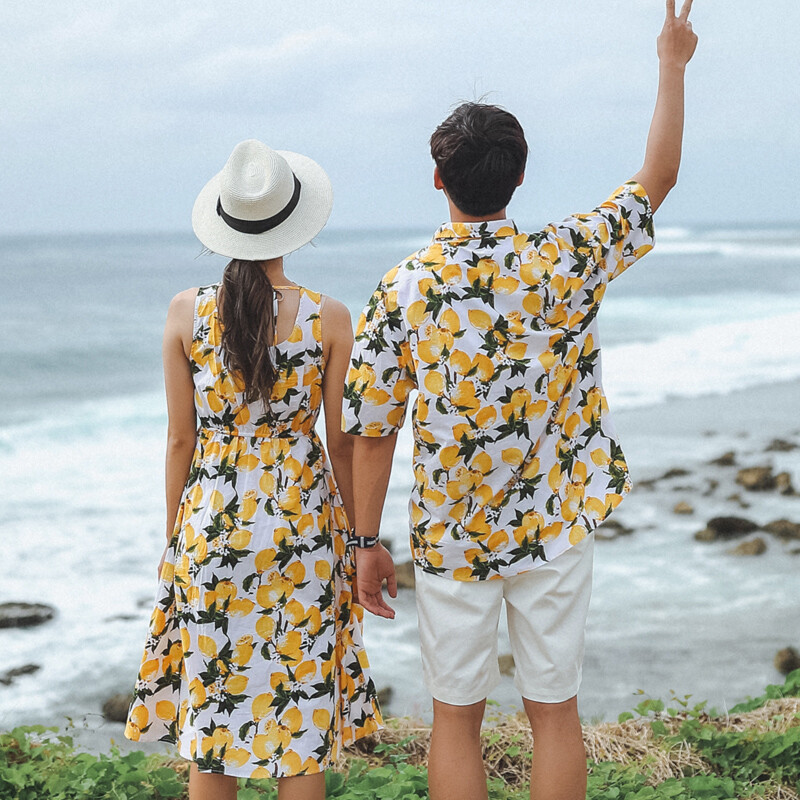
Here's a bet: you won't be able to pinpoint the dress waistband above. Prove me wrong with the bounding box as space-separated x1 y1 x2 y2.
199 423 303 440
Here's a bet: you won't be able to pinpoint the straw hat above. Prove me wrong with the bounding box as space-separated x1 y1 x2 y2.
192 139 333 260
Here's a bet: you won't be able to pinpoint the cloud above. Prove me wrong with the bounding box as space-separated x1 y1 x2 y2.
1 0 799 232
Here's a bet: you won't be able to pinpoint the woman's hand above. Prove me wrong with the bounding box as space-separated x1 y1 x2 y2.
157 545 168 580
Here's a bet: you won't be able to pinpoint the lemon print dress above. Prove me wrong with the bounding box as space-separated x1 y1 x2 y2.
125 284 382 778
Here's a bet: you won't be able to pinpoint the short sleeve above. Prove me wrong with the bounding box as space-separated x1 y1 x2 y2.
556 181 655 282
341 269 417 437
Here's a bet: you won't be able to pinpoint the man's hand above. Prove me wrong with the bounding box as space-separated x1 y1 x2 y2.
632 0 699 212
355 543 397 619
659 0 698 70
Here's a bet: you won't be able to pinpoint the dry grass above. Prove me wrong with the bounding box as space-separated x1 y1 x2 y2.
341 698 800 791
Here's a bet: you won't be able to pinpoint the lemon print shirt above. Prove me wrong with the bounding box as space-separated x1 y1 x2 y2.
343 183 655 581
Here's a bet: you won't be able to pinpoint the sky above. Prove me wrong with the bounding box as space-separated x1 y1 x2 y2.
2 0 798 235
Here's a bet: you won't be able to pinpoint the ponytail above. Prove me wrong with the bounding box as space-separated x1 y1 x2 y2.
219 260 278 405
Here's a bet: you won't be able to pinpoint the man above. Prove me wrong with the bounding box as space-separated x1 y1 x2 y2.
343 3 698 799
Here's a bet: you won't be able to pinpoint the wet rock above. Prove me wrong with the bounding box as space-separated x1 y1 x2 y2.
765 439 798 453
394 561 416 590
726 493 751 510
775 472 797 496
707 516 759 535
774 647 800 675
377 686 394 708
498 653 515 676
105 614 139 623
595 519 633 541
709 451 737 467
763 519 800 540
660 468 691 480
694 516 759 542
702 479 719 497
0 602 56 629
635 478 657 491
735 466 776 492
673 501 694 515
728 537 767 556
0 664 41 686
102 693 133 723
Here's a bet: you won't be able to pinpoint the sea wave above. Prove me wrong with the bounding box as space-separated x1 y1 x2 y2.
654 241 800 259
603 310 800 408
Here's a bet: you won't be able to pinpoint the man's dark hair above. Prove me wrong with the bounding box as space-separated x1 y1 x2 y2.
430 103 528 217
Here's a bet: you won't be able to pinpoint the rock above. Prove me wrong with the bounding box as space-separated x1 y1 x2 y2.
102 693 133 723
595 519 633 541
498 653 515 676
635 478 657 491
726 493 750 509
382 540 393 553
0 664 41 686
660 468 691 480
0 602 56 629
694 516 759 542
707 516 759 534
394 561 416 590
377 686 394 708
765 438 798 452
775 472 797 496
709 451 737 467
702 479 719 497
728 537 767 556
763 519 800 540
673 501 694 515
736 466 776 492
774 647 800 675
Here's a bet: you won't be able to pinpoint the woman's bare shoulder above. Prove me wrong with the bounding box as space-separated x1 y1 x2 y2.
320 295 351 322
319 296 353 351
168 287 200 314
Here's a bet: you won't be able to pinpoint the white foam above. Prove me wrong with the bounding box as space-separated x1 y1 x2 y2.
655 241 800 259
603 309 800 408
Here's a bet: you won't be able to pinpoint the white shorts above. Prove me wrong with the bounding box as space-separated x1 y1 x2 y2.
415 534 594 706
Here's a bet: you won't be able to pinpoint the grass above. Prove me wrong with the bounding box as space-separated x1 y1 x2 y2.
2 670 799 800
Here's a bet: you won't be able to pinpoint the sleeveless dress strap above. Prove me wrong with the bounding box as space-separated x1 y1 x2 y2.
193 284 219 342
296 288 324 367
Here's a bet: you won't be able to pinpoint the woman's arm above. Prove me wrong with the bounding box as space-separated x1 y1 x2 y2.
320 296 356 523
163 289 198 551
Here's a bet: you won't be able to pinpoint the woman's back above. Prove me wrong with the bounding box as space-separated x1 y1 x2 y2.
192 283 324 437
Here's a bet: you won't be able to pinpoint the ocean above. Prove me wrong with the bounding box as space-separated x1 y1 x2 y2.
1 222 799 735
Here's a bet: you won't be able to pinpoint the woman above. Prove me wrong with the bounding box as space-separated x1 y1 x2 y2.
125 140 382 800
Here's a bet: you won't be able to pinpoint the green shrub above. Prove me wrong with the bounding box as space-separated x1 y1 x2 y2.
3 673 800 800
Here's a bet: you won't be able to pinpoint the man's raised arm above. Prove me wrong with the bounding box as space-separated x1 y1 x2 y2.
632 0 699 212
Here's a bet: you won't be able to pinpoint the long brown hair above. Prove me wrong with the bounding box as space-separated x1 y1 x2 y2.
218 259 278 405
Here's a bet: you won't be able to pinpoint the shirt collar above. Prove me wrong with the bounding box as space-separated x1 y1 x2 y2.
433 219 519 243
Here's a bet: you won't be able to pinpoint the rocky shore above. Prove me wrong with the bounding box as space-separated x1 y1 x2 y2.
3 416 798 729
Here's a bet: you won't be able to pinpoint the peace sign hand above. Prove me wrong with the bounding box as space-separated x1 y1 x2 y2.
659 0 698 69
